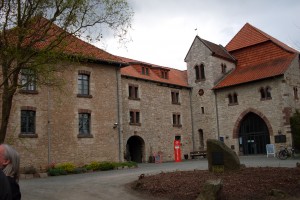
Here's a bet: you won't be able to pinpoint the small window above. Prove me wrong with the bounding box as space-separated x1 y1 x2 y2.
228 93 238 105
129 85 139 100
221 63 227 74
130 110 140 125
201 107 205 114
260 86 272 100
142 67 149 75
161 71 168 79
79 113 91 135
171 91 180 104
20 69 37 92
195 64 205 81
172 113 181 127
294 87 298 99
78 73 90 96
21 110 36 134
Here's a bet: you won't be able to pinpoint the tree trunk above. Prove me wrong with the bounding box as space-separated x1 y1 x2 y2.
0 88 15 143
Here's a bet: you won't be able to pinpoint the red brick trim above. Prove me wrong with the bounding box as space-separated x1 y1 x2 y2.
78 70 91 75
78 109 91 114
21 106 36 111
232 108 273 139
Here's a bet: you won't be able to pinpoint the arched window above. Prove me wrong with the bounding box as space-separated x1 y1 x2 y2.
260 87 265 99
200 64 205 79
228 94 233 104
233 93 238 103
195 64 205 81
260 86 272 100
266 87 271 99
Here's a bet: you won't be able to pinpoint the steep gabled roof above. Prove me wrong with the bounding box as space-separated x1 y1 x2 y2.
214 23 298 89
119 57 189 87
185 36 236 62
226 23 298 53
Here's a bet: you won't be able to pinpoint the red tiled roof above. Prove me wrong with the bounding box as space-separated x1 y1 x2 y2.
226 23 298 53
214 23 298 89
119 57 189 87
214 55 296 89
8 17 126 65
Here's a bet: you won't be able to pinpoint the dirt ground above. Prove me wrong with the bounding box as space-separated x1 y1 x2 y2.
131 167 300 200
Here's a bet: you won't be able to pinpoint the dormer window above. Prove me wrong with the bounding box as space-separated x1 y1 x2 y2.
221 63 227 74
142 67 149 75
161 70 168 79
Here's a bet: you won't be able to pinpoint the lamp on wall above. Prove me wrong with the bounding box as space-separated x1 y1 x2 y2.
113 123 118 129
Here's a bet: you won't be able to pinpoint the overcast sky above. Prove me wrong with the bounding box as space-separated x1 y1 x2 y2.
96 0 300 70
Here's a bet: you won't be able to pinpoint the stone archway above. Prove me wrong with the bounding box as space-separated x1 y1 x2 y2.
126 136 145 163
236 111 271 155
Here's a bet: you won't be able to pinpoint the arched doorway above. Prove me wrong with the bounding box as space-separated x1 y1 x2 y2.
239 112 270 155
126 136 145 163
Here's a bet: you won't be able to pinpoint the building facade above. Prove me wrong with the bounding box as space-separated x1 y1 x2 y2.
2 23 300 170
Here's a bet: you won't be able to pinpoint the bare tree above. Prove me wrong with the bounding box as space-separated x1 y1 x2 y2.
0 0 133 142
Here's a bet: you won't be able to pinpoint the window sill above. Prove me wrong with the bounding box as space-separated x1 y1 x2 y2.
261 97 272 101
195 79 206 83
173 124 182 128
172 102 181 105
128 97 140 101
77 134 94 138
77 94 93 98
228 103 238 106
129 123 141 126
19 90 38 95
19 133 38 138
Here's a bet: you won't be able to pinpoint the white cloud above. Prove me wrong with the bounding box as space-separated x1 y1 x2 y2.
94 0 300 70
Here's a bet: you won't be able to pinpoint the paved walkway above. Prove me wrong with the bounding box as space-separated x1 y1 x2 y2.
20 155 300 200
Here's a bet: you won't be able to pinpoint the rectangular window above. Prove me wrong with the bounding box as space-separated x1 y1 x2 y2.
141 67 149 75
201 107 205 114
171 91 180 104
79 113 90 135
294 87 298 99
130 110 140 125
129 85 139 99
78 74 90 95
21 69 36 91
21 110 36 134
161 71 168 79
172 113 181 127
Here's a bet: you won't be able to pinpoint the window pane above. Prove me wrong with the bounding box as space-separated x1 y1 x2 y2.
21 110 35 133
79 113 90 134
78 74 89 95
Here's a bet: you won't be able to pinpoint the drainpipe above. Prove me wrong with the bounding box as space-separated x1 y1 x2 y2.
189 89 196 151
116 66 122 162
47 81 51 164
214 90 220 140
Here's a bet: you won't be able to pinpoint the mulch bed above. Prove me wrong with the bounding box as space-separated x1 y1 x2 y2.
131 167 300 200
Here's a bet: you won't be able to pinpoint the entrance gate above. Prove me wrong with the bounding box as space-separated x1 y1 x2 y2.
239 112 270 155
126 136 145 163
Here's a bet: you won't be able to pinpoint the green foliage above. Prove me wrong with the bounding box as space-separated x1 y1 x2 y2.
55 162 76 173
290 111 300 151
84 161 101 171
98 162 115 171
48 168 67 176
72 167 87 174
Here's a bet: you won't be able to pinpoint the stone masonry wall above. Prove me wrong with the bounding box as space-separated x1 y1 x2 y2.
121 77 193 162
6 61 120 170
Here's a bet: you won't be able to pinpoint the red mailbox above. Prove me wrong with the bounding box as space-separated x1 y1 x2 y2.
174 140 182 162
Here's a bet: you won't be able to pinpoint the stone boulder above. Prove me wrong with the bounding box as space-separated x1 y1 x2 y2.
207 139 240 172
196 179 223 200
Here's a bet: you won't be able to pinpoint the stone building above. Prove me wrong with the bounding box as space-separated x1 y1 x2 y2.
185 23 300 155
2 22 299 169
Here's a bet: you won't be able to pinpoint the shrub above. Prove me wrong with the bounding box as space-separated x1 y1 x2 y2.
55 163 75 173
72 167 87 174
99 162 114 171
48 168 67 176
84 161 101 171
